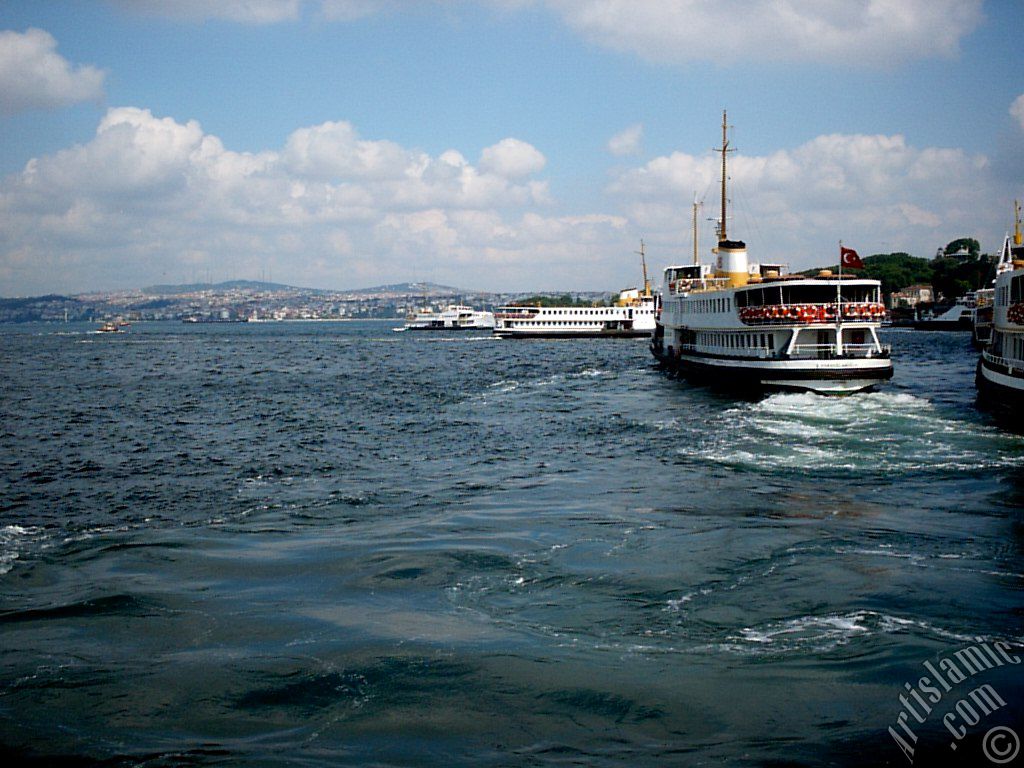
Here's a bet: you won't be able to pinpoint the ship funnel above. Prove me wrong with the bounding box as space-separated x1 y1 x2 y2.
716 239 749 287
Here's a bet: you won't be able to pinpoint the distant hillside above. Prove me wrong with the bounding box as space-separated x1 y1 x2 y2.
142 280 303 295
0 294 92 322
140 280 475 296
349 281 467 295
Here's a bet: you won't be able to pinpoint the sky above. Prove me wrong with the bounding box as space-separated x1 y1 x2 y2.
0 0 1022 296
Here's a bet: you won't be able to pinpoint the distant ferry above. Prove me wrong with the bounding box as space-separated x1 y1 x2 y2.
401 305 495 331
976 201 1024 425
493 243 656 338
650 112 893 395
911 294 976 331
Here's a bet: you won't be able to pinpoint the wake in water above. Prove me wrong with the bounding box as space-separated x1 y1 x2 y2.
676 391 1024 475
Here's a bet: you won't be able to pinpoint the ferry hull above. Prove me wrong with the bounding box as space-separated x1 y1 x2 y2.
405 324 493 331
976 358 1024 429
653 347 893 395
496 328 652 339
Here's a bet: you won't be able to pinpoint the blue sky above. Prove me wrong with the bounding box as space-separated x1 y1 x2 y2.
0 0 1022 295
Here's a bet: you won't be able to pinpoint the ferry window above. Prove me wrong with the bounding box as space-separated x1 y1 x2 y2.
839 285 875 303
1012 276 1024 303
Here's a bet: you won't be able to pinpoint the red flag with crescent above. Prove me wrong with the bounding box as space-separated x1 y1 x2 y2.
840 246 864 269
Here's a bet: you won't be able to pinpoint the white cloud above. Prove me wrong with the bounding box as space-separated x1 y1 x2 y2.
0 28 105 114
114 1 985 66
479 138 547 178
0 107 599 294
320 0 399 21
2 106 1013 296
609 131 996 270
119 0 301 24
282 121 413 181
1011 94 1024 132
542 0 984 65
607 124 643 157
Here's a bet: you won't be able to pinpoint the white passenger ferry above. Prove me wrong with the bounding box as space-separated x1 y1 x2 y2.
650 113 893 395
401 305 495 331
976 201 1024 425
493 244 656 338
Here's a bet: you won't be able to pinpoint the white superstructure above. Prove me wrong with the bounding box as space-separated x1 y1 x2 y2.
650 112 893 395
402 305 495 331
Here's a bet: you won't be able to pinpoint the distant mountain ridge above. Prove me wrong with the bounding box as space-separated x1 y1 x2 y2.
142 280 307 295
351 281 465 295
140 280 470 296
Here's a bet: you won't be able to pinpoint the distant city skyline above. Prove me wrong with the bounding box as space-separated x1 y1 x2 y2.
0 0 1022 296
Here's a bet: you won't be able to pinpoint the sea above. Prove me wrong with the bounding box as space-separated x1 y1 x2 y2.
1 321 1022 767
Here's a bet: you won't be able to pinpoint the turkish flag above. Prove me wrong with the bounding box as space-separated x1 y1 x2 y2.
840 246 864 269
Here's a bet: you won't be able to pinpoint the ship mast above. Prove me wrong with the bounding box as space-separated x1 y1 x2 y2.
636 239 651 297
715 109 735 243
692 196 701 265
1016 199 1022 247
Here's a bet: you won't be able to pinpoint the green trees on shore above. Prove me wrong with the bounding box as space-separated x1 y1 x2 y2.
803 238 994 302
510 293 606 307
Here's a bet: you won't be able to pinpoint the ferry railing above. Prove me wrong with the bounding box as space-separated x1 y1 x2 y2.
982 351 1024 370
789 343 891 359
676 344 779 359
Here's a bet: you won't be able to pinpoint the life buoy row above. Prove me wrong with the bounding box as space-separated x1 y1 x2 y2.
738 303 885 324
1007 303 1024 325
669 280 693 294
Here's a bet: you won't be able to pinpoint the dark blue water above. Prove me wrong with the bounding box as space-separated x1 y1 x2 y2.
1 322 1022 766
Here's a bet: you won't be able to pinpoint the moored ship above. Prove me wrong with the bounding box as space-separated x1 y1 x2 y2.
401 305 495 331
911 293 977 331
650 112 893 395
976 201 1024 425
493 242 656 339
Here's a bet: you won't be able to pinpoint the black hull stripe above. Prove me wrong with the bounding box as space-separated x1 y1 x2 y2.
496 331 652 339
652 351 893 382
976 361 1024 427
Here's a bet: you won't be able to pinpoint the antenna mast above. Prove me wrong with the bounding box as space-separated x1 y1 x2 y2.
692 196 701 265
1015 199 1022 247
636 239 650 297
714 110 735 242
